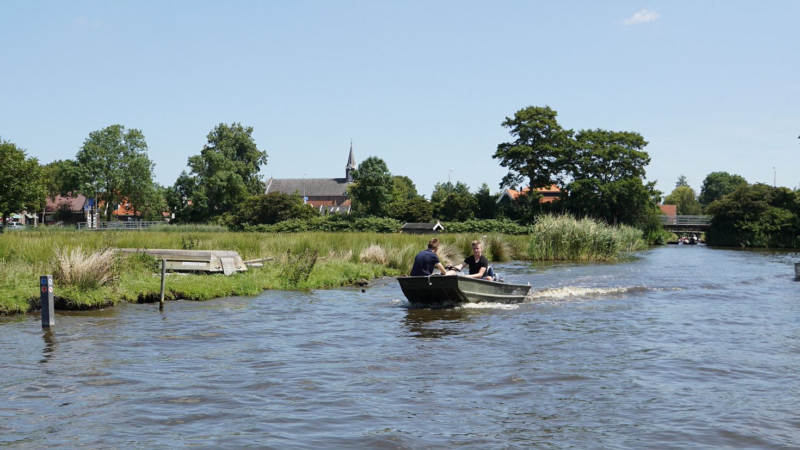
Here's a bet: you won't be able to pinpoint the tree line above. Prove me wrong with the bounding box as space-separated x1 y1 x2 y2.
3 106 797 247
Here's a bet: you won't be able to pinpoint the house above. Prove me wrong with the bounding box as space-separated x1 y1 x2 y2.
400 221 444 234
44 194 90 225
265 143 357 214
496 185 562 205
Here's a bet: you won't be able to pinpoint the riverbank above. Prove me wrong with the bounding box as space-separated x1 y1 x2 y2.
0 219 648 315
0 229 533 315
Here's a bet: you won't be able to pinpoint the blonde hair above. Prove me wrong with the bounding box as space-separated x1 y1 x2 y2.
428 238 440 250
471 240 482 248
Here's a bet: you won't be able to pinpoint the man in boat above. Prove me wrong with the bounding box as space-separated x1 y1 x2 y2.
447 240 493 280
410 238 448 276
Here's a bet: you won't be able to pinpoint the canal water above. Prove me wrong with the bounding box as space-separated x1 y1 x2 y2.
2 246 799 448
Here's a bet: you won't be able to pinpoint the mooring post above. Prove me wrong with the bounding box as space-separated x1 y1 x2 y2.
795 262 800 281
40 275 54 329
160 259 166 311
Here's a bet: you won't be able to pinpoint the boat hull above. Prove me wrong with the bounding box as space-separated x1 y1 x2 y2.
398 275 531 307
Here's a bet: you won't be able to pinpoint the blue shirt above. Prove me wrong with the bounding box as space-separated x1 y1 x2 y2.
410 249 440 276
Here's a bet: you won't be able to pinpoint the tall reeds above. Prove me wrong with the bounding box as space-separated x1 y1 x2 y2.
527 215 646 262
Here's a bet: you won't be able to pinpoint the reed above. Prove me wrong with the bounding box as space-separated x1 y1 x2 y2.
527 215 646 262
53 246 117 290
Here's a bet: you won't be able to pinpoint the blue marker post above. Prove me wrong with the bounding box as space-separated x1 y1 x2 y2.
40 275 55 329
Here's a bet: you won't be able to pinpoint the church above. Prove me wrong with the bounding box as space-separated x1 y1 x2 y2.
264 143 357 214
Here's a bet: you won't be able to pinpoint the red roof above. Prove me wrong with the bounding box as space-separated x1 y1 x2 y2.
503 185 561 203
659 204 677 215
45 195 87 212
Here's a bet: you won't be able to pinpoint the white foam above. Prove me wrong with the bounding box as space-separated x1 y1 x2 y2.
460 302 520 310
530 286 636 300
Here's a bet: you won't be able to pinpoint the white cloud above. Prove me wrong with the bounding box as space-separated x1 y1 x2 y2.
622 9 660 25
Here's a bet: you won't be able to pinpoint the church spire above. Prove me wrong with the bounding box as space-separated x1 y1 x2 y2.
345 140 357 182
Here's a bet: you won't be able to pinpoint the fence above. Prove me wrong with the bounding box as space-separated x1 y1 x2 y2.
659 215 711 227
77 221 164 230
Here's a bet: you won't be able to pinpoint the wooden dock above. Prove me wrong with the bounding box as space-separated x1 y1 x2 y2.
119 249 247 275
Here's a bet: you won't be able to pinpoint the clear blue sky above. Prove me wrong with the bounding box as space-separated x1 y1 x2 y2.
2 1 798 198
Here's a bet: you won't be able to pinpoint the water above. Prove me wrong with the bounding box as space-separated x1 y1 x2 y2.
2 246 799 448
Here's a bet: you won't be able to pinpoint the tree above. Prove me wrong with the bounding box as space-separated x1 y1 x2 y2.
388 196 434 223
430 181 470 204
42 159 80 201
231 192 318 227
474 183 498 220
493 105 574 191
698 172 748 207
0 139 46 228
706 184 800 247
348 156 393 216
178 123 268 221
76 125 152 221
664 186 702 215
565 129 657 226
122 153 158 220
676 175 689 188
437 192 478 222
390 175 418 203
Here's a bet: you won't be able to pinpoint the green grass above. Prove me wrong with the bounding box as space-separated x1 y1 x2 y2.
527 215 648 262
0 221 642 315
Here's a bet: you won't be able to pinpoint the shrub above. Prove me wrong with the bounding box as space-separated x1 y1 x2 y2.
53 246 116 290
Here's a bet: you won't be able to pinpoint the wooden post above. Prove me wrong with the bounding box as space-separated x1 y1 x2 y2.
160 259 166 311
40 275 54 329
795 262 800 281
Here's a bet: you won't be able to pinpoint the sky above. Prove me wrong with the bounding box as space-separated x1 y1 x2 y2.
2 1 799 199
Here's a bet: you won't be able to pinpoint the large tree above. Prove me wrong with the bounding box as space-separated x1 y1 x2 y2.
493 105 574 192
175 123 268 221
76 125 153 221
698 172 748 207
348 156 393 216
0 139 46 227
565 129 657 225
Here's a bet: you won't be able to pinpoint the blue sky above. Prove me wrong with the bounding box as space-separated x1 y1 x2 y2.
2 1 798 198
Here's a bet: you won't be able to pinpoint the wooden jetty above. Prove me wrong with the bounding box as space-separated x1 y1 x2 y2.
119 249 247 275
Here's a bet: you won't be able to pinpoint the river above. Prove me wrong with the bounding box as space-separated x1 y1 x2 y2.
2 246 799 449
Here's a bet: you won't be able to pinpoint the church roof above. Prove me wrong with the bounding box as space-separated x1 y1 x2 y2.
346 142 357 170
265 177 350 197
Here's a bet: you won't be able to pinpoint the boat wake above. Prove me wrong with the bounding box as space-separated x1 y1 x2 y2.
527 285 680 302
460 302 520 310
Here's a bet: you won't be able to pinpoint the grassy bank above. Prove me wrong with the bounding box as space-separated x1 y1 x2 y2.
1 216 644 315
0 229 529 315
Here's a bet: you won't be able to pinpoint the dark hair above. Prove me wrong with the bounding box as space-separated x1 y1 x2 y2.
427 238 440 250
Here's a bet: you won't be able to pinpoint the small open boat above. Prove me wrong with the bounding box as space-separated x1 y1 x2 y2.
397 275 532 307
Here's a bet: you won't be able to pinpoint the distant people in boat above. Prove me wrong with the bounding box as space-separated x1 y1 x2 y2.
410 238 448 276
447 240 493 280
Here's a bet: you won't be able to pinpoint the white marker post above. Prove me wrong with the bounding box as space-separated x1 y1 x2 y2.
40 275 55 329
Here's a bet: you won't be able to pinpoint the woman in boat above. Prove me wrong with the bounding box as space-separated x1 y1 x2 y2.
447 240 493 280
410 238 448 276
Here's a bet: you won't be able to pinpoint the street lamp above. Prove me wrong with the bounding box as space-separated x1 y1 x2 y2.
448 168 453 193
773 167 776 188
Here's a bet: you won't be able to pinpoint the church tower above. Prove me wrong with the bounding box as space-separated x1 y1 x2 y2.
345 141 357 182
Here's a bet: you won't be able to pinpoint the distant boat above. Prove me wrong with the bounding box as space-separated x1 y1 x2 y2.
398 275 531 307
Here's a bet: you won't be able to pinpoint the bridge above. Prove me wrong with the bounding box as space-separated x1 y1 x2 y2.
659 215 711 233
